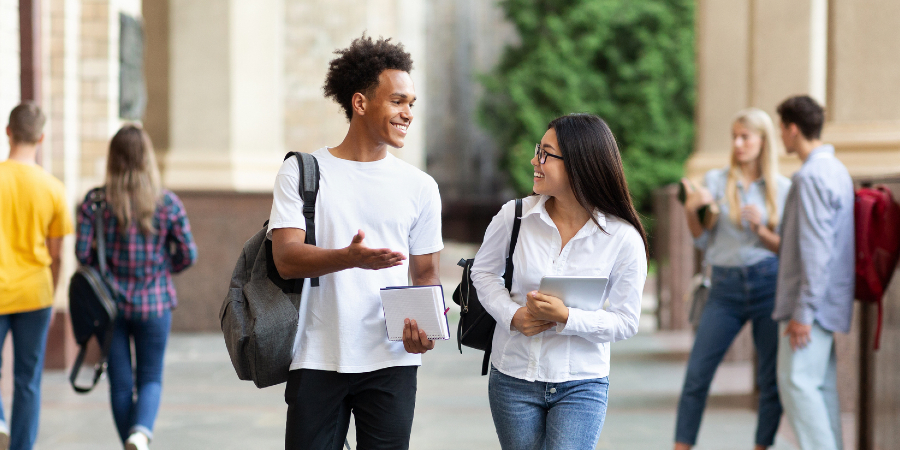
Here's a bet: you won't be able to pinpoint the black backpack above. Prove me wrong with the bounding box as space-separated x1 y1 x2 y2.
452 199 522 375
68 193 117 393
220 152 320 388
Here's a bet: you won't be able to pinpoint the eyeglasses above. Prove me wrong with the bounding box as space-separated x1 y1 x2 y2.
535 144 564 164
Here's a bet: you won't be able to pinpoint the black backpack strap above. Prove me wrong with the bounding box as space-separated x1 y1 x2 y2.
483 198 524 376
88 190 109 275
69 315 116 393
285 152 321 288
71 191 119 393
503 199 524 291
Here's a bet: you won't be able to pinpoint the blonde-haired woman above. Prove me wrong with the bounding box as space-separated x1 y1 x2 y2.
674 108 790 450
75 125 196 450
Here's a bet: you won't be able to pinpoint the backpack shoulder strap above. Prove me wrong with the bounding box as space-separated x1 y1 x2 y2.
485 198 524 376
86 189 109 275
69 317 116 393
88 190 122 299
503 198 524 291
285 152 321 287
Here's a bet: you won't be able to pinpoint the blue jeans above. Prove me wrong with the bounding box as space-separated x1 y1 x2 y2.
0 307 52 450
675 257 782 446
107 309 171 443
488 367 609 450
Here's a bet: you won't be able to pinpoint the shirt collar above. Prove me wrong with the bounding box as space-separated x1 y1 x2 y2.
523 195 608 232
806 144 835 163
736 178 764 189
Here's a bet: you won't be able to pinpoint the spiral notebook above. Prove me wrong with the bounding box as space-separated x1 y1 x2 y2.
380 285 450 341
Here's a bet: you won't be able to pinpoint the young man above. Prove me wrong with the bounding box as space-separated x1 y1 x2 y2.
0 103 73 450
772 95 854 450
268 35 443 450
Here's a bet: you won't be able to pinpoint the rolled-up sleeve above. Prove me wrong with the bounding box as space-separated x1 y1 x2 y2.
556 231 646 343
471 201 522 336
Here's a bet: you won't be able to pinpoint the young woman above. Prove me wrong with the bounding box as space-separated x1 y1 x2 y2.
674 108 791 450
471 113 648 450
75 125 197 450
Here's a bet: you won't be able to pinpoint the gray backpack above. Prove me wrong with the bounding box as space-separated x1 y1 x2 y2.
220 152 319 388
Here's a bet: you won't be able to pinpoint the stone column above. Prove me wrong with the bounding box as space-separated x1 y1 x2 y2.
688 0 832 177
282 0 427 173
79 0 118 190
43 0 83 370
162 0 285 192
825 0 900 176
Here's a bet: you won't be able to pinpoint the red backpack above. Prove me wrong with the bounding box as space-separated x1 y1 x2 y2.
855 185 900 349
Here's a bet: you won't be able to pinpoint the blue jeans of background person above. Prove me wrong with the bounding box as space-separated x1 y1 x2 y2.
107 309 171 443
488 366 609 450
0 307 52 450
674 257 782 447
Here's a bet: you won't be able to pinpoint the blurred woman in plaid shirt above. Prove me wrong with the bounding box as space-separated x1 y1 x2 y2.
75 124 197 450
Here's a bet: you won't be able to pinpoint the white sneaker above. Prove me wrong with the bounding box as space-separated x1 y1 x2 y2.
125 431 149 450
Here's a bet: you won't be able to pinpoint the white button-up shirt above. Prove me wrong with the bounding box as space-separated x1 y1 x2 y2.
471 195 647 382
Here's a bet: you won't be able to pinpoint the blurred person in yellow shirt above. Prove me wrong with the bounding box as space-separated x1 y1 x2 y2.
0 103 73 450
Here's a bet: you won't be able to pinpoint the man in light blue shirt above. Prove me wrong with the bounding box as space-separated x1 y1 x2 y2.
773 95 855 450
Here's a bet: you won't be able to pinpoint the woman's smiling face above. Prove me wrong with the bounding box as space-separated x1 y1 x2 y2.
532 128 569 198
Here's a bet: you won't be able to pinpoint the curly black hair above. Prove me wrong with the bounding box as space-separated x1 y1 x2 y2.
323 34 414 121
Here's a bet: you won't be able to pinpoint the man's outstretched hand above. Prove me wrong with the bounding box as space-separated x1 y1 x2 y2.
347 230 407 270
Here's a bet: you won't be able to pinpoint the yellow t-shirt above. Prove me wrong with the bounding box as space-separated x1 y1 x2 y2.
0 160 74 314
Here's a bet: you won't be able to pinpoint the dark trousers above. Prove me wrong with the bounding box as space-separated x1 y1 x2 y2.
285 366 418 450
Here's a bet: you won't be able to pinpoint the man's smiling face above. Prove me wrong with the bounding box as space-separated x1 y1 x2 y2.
362 69 415 148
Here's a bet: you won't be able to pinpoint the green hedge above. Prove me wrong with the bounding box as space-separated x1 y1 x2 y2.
479 0 695 213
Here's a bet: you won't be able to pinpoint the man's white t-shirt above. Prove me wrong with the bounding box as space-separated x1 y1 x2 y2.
267 147 443 373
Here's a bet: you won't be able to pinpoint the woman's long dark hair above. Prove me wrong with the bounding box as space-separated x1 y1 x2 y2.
549 113 649 259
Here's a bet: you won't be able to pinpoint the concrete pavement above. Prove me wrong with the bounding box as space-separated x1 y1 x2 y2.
25 243 803 449
27 328 803 450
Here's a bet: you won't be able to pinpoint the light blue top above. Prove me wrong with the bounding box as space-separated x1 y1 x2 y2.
693 168 792 267
773 145 856 333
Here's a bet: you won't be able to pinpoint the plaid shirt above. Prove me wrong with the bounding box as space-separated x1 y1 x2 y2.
75 188 197 320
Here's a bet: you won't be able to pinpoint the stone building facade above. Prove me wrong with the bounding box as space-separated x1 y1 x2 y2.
8 0 899 446
1 0 514 342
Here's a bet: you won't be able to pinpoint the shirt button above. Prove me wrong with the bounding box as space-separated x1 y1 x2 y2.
550 388 557 394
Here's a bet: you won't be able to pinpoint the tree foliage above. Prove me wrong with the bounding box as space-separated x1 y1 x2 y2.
480 0 695 213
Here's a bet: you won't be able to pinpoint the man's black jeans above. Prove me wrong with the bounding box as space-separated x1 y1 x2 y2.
285 366 418 450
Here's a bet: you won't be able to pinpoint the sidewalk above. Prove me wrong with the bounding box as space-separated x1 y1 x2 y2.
28 329 799 450
28 243 802 449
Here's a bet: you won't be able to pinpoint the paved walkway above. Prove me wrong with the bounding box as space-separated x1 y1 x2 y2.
27 244 804 449
28 329 801 450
